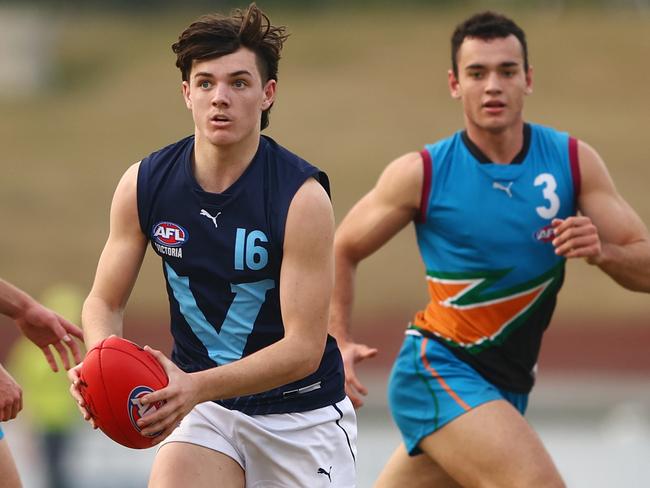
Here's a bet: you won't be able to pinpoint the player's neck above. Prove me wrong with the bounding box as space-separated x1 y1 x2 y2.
464 120 525 165
192 131 260 193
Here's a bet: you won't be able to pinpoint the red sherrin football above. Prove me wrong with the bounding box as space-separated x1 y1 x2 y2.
79 336 168 449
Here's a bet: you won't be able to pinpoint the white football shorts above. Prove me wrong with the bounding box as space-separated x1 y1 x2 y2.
159 397 357 487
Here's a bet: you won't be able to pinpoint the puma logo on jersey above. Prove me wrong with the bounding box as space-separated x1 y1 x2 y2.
200 209 222 228
317 466 332 483
492 181 513 198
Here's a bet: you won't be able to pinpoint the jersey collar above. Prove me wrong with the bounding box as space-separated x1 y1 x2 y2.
461 123 531 165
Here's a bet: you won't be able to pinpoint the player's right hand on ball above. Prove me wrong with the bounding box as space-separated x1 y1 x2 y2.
136 346 201 446
338 341 378 409
67 362 97 429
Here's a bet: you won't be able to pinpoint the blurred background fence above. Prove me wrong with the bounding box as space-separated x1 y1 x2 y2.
0 1 649 486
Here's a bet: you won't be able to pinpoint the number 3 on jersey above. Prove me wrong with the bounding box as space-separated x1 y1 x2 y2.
534 173 560 219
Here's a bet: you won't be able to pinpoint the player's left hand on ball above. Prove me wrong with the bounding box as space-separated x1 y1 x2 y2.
67 363 97 429
137 346 200 445
552 217 602 262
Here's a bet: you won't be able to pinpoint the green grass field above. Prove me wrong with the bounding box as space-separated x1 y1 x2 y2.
1 5 648 326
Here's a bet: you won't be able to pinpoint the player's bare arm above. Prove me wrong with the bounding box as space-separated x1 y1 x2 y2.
138 177 335 440
68 162 148 424
82 162 148 347
329 151 423 407
552 140 650 291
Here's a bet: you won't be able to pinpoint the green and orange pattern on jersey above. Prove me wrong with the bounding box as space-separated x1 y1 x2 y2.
412 261 565 354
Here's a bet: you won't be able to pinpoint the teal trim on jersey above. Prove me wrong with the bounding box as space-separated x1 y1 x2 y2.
165 262 275 364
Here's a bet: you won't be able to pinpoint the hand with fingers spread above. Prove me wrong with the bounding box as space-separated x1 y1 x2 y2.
136 346 201 446
0 279 84 372
551 217 602 262
338 340 378 409
15 303 83 372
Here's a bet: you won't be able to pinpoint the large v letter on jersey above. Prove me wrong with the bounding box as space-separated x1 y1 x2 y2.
165 263 275 364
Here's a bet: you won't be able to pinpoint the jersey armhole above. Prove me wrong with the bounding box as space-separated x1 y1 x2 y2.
135 159 149 237
316 170 331 200
568 137 581 208
417 149 433 223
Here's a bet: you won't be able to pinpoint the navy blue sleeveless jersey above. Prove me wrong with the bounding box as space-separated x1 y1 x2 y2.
137 135 345 415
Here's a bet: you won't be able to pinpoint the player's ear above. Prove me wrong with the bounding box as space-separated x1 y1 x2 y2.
448 69 461 99
261 79 276 111
524 65 533 95
182 81 192 110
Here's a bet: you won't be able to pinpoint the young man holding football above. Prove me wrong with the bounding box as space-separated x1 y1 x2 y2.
69 4 356 487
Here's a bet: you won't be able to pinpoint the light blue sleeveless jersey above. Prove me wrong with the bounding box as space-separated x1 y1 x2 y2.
412 123 580 392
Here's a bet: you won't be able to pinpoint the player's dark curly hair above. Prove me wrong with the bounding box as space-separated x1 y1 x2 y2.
172 3 289 130
451 11 528 77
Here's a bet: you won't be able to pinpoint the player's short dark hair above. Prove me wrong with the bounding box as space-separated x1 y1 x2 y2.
451 11 528 77
172 3 289 130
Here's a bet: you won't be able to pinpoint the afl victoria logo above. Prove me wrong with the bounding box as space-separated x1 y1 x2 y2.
152 222 188 247
127 386 163 435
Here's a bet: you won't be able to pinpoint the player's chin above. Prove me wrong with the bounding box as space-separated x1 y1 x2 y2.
205 130 238 147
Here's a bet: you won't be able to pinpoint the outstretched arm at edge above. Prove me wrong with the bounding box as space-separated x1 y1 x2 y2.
0 279 83 372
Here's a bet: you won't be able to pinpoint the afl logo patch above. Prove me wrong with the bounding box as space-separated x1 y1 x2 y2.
534 224 555 243
127 386 164 436
152 222 188 247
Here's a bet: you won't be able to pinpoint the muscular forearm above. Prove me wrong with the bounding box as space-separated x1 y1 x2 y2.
81 295 125 348
328 248 359 344
594 240 650 292
192 334 324 403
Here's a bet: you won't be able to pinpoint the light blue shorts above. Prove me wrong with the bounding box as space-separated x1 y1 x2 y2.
0 424 4 440
388 330 528 455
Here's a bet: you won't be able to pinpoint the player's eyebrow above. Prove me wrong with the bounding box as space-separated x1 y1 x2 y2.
228 69 253 78
192 71 214 79
192 70 253 79
465 61 520 70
